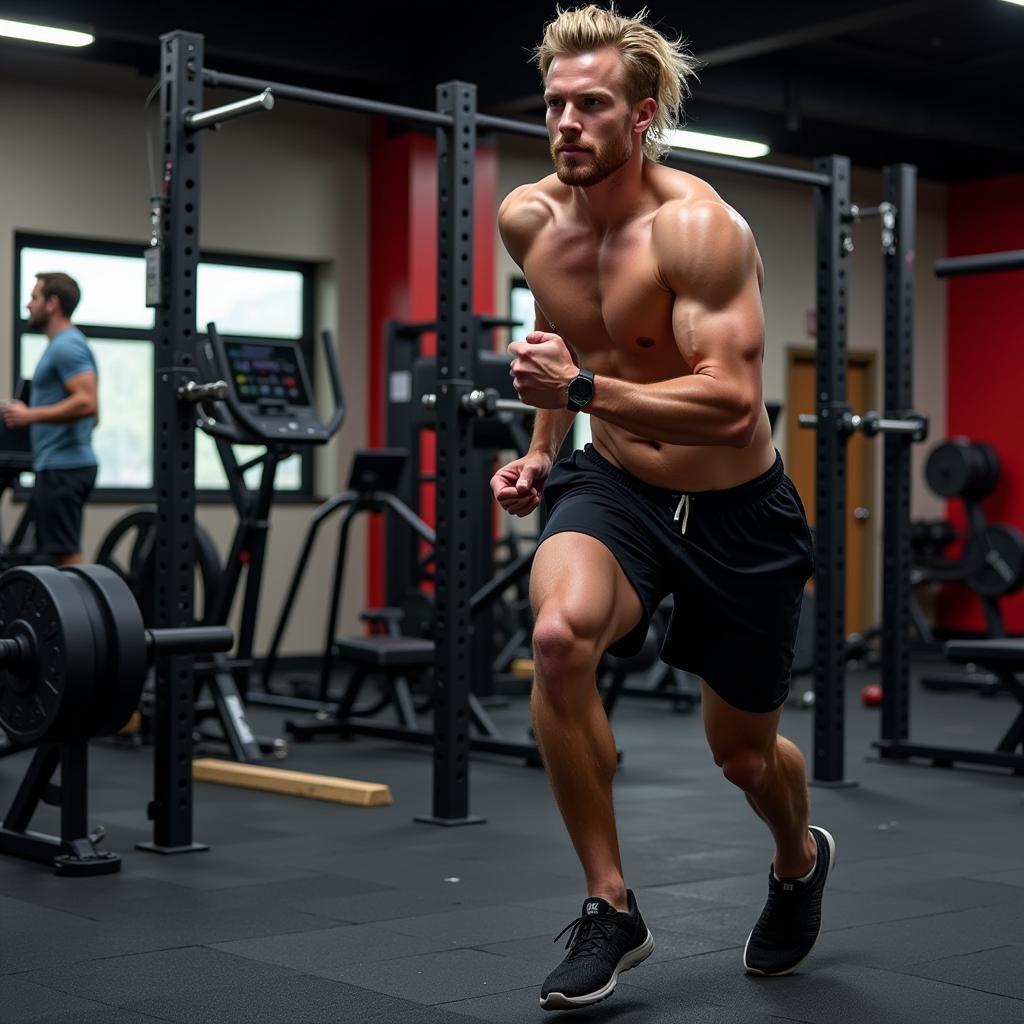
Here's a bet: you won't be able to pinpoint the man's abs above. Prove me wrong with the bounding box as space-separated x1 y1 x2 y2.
589 407 777 493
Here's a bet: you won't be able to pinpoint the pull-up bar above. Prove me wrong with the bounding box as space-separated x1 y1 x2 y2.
205 70 832 189
203 69 454 128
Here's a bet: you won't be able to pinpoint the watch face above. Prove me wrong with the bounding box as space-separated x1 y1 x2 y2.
568 375 594 407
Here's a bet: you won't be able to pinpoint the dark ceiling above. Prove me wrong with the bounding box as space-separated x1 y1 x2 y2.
3 0 1024 181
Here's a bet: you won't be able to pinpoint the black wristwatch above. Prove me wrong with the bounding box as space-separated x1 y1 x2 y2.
566 369 595 412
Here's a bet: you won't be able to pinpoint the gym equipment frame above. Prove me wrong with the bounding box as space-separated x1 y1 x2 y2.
874 242 1024 773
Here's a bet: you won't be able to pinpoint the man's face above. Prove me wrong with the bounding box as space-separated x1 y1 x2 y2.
544 47 638 187
26 281 54 331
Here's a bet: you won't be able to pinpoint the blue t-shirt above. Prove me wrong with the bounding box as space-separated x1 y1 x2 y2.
30 327 98 471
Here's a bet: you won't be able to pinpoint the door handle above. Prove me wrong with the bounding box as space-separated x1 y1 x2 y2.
853 506 871 521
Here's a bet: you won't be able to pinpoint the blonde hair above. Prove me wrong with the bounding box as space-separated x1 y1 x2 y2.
534 4 699 161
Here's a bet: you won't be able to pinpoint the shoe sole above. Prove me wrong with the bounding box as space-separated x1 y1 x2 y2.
743 825 836 977
539 929 655 1011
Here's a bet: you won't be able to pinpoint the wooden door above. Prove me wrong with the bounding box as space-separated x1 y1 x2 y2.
785 352 876 635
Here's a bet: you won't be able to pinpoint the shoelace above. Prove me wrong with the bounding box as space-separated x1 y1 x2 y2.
553 914 621 959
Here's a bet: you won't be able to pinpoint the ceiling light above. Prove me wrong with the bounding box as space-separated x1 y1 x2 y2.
0 18 94 48
665 129 770 160
999 0 1024 7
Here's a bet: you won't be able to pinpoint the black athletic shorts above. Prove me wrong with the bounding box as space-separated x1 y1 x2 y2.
30 465 97 556
539 444 814 713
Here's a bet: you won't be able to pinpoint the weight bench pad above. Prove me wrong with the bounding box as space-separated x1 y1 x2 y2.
945 639 1024 668
334 635 435 668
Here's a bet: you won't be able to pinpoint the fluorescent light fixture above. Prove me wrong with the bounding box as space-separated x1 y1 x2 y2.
999 0 1024 7
665 128 770 159
0 18 94 48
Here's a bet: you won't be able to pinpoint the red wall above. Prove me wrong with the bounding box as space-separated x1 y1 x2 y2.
366 124 497 609
940 175 1024 632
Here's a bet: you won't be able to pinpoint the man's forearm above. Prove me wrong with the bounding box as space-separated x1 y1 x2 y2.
29 395 97 425
529 408 576 459
587 373 756 447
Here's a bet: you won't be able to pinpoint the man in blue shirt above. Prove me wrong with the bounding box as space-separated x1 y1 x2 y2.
4 272 98 566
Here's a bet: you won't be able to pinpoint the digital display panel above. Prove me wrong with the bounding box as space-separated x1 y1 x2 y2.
223 340 312 408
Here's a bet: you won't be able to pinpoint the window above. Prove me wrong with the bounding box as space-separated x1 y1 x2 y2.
14 235 315 497
508 277 590 449
509 278 534 343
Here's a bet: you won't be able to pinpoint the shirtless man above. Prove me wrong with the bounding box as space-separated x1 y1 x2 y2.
491 5 831 1012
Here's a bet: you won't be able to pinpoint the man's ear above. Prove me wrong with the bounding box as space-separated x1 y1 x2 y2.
634 97 657 135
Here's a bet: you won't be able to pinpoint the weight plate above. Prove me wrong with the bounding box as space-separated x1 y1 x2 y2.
964 523 1024 598
976 443 1000 496
925 438 999 499
0 567 97 743
64 566 148 736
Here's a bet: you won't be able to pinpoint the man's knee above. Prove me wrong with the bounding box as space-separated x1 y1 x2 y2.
532 607 604 681
715 747 770 794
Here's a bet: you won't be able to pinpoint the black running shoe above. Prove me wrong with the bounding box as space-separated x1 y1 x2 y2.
540 891 654 1011
744 825 836 977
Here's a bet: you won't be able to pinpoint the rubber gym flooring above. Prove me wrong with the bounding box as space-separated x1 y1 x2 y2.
1 667 1023 1024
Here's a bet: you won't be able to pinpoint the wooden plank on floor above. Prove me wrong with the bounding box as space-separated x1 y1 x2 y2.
192 759 392 807
510 658 534 679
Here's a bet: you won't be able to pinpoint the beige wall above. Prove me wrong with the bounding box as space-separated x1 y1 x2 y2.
0 50 370 653
495 136 948 620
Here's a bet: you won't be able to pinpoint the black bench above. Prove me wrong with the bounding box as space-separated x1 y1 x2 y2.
943 639 1024 769
286 635 434 740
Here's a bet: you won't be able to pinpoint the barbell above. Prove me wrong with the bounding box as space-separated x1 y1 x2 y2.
0 564 232 745
421 388 534 417
798 409 928 441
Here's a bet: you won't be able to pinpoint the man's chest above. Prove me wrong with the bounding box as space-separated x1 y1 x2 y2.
32 348 65 401
522 229 678 364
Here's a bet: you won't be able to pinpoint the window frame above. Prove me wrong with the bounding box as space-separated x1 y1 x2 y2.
509 275 531 330
13 232 317 503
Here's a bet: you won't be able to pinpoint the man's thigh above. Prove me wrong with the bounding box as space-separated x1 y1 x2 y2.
700 679 784 762
531 532 645 654
32 467 95 554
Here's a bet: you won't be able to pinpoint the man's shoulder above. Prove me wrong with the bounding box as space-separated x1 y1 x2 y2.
51 328 96 369
498 176 564 259
652 183 753 259
500 174 565 214
52 326 90 349
649 174 757 295
649 167 741 231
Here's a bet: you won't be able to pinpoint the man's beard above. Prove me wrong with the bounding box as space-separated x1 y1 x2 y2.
26 310 46 331
551 131 633 187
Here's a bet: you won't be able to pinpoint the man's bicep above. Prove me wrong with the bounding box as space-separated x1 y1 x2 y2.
64 370 97 398
672 281 765 381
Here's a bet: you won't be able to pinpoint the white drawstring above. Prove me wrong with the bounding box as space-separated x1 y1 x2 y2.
673 493 692 535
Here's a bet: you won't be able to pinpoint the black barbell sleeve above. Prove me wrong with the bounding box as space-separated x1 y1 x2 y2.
145 627 234 658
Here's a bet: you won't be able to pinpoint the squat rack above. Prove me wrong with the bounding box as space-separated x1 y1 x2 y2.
149 30 877 847
875 243 1024 772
